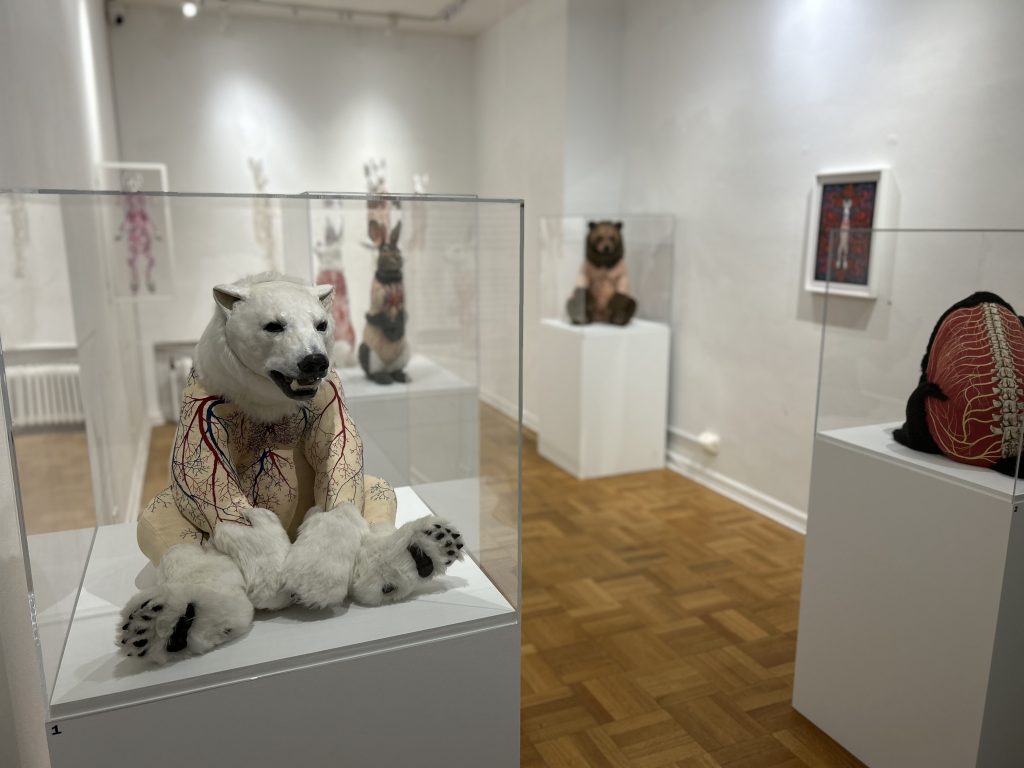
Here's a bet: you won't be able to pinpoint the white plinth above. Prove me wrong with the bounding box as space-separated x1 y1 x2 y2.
38 487 518 767
793 423 1024 767
537 318 669 479
338 355 479 487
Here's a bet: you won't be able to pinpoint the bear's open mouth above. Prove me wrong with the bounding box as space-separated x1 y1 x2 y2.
269 370 323 400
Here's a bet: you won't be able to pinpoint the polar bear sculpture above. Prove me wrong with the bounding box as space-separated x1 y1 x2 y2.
116 273 463 663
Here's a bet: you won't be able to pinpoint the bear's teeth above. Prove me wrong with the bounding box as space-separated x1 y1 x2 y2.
289 379 302 391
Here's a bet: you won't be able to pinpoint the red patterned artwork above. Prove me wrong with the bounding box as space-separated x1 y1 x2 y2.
925 302 1024 466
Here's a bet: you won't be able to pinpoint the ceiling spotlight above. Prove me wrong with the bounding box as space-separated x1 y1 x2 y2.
182 1 198 18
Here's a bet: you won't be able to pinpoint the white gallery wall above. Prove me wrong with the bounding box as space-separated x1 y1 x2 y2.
618 0 1024 526
475 0 567 423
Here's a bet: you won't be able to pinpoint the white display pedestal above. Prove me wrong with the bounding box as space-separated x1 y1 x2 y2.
793 424 1024 767
339 355 479 487
537 318 669 479
39 487 518 768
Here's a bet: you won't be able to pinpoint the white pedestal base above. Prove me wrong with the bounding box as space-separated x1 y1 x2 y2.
37 487 518 767
537 318 669 479
339 355 479 487
793 424 1024 767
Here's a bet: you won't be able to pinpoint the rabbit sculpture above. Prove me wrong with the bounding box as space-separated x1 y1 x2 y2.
359 219 410 384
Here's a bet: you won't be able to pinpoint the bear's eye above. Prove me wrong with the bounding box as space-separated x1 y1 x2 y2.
263 321 285 333
316 320 328 332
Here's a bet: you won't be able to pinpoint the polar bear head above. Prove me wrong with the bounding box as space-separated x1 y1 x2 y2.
195 273 335 419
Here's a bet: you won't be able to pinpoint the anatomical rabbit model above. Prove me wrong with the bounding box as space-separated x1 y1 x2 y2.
312 199 357 367
359 219 410 385
116 171 162 295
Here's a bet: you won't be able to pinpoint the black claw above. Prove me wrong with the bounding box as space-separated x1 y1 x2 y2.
224 628 232 635
433 523 442 529
382 584 395 594
434 532 444 540
456 543 464 549
447 550 455 556
138 649 147 657
141 615 153 621
140 599 150 609
134 638 148 648
445 528 451 533
445 540 453 546
445 560 453 566
453 533 461 539
122 623 130 631
136 629 146 635
152 605 163 612
121 639 127 645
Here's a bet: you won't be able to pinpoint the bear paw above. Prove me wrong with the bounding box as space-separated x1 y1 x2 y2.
116 582 254 665
283 504 366 609
349 517 465 606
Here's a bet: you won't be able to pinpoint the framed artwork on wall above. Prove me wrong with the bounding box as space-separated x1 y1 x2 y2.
95 162 176 300
803 168 898 299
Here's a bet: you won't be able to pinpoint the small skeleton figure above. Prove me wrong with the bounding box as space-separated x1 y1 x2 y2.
834 199 852 271
248 157 276 271
115 171 161 294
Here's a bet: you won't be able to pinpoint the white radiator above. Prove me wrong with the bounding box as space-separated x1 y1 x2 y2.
5 363 85 429
168 355 194 413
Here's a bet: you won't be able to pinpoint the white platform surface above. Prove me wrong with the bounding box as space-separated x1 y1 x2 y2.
45 486 513 717
338 354 474 402
819 422 1022 500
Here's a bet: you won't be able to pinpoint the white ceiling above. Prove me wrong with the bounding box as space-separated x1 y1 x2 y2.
122 0 528 35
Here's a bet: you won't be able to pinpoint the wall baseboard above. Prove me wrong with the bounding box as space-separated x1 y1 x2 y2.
666 446 807 534
479 387 538 433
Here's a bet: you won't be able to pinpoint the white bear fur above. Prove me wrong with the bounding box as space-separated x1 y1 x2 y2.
212 507 293 610
283 504 366 609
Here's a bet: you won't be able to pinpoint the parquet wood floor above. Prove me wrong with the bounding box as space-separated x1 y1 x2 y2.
516 427 862 767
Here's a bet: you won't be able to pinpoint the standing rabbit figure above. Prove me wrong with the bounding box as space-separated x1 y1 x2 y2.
359 219 410 384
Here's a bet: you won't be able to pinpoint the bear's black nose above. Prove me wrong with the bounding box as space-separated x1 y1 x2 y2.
298 354 329 376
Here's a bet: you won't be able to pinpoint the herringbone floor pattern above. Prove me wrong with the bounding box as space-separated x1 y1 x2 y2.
517 429 863 767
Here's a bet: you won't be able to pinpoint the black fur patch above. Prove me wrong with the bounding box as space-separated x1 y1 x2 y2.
408 544 434 578
166 602 196 653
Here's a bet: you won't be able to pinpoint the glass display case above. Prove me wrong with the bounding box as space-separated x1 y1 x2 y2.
795 229 1024 766
0 189 523 762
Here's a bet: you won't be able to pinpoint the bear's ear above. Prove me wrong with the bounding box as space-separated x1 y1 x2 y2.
588 221 597 232
212 284 249 316
313 284 334 310
614 221 623 232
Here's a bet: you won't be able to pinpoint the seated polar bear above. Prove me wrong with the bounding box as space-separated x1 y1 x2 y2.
117 273 463 663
